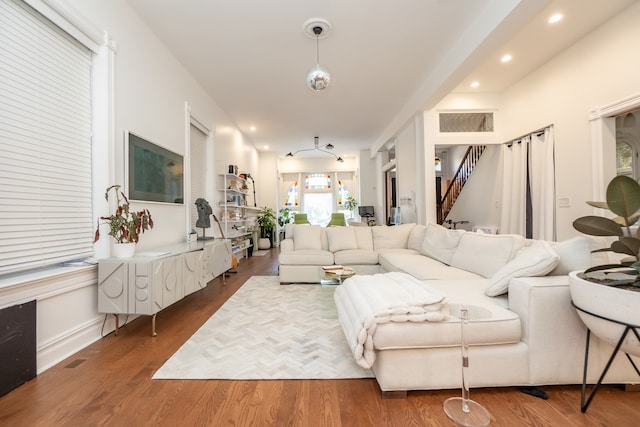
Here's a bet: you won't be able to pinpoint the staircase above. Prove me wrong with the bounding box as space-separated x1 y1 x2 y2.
437 145 486 224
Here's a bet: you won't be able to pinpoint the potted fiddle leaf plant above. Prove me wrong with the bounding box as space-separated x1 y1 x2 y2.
257 206 277 249
570 175 640 356
94 185 154 258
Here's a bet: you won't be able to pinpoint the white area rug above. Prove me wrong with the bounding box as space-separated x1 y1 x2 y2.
251 250 269 256
152 276 373 380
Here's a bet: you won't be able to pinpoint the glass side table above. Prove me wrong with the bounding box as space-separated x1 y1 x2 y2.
443 304 492 426
320 266 355 286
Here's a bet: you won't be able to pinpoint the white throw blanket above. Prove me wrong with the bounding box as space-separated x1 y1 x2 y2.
334 272 448 369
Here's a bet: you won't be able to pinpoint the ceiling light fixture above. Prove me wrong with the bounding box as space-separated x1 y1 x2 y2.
304 18 332 91
548 13 563 24
285 136 343 162
470 81 480 88
501 54 512 63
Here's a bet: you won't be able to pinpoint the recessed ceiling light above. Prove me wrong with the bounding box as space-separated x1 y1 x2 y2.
470 81 479 88
263 145 269 150
548 14 563 24
501 54 512 63
250 126 256 131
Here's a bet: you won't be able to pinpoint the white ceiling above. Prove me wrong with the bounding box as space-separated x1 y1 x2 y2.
126 0 636 159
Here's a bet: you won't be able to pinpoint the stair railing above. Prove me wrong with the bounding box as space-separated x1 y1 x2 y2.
437 145 486 224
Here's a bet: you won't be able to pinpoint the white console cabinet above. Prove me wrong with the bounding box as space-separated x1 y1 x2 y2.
98 240 231 335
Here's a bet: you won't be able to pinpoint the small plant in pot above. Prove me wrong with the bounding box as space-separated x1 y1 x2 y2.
572 175 640 288
94 185 154 257
570 175 640 357
257 206 277 249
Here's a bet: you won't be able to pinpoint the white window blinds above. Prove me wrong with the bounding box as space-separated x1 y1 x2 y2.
0 0 93 276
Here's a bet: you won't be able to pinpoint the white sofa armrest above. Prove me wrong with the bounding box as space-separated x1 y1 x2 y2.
508 275 588 384
280 238 294 253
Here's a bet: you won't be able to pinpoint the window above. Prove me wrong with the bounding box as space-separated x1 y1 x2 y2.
336 180 352 206
439 112 494 132
0 0 93 276
305 174 331 190
284 181 300 207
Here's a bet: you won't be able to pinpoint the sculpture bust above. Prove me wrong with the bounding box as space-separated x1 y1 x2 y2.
195 198 212 229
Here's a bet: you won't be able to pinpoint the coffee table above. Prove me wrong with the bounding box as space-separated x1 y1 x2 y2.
320 266 356 286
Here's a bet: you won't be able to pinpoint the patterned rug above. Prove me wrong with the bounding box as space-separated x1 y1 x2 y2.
152 276 373 380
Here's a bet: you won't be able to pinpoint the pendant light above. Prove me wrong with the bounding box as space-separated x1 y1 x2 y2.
304 18 332 91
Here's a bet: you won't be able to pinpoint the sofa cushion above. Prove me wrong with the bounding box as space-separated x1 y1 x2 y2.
372 223 415 250
420 223 465 265
326 226 358 252
407 224 427 252
548 236 591 275
278 249 334 266
485 240 560 297
334 249 379 265
450 233 525 278
379 253 482 280
293 224 323 250
353 226 374 251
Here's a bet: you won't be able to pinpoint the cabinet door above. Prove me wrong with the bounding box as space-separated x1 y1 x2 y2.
183 250 200 295
199 245 214 287
97 261 128 314
211 240 232 278
133 261 154 315
153 255 183 311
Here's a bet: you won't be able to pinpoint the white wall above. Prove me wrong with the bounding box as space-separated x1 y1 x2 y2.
499 1 640 241
396 119 418 224
1 0 258 373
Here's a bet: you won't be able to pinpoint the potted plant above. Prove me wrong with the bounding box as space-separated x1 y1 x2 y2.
257 206 277 249
570 175 640 356
94 185 154 258
344 196 358 219
278 208 293 242
278 208 293 227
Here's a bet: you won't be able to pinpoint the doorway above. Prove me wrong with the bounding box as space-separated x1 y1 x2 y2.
385 167 398 225
615 109 640 179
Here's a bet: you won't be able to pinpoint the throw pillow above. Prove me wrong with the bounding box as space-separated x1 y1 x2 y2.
353 226 374 251
407 224 427 252
548 236 591 275
486 240 560 296
293 224 323 251
326 226 358 252
372 223 415 250
450 233 525 278
420 223 465 265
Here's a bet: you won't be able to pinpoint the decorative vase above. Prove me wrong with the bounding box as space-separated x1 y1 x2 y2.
112 242 136 259
569 271 640 357
258 237 271 250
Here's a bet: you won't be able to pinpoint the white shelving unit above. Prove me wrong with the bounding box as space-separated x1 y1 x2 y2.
218 173 259 260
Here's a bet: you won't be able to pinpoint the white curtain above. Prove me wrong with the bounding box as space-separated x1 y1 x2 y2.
500 127 556 239
500 137 529 236
529 127 556 240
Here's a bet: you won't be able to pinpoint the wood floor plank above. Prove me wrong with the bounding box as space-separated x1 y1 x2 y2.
1 248 639 426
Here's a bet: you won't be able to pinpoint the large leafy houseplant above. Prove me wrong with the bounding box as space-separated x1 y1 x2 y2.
257 206 277 239
94 185 154 244
572 175 640 287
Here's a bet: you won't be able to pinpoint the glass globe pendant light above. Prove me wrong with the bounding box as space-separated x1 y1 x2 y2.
306 24 331 91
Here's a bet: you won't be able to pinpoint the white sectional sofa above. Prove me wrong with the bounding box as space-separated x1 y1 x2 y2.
278 223 640 396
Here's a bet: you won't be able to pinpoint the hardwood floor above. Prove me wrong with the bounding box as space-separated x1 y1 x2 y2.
1 249 638 426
